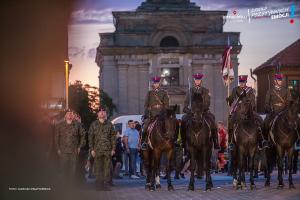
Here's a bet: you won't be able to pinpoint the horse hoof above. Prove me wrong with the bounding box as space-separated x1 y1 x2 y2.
236 184 241 190
277 184 284 189
156 184 161 190
289 184 295 189
233 179 238 188
264 182 270 187
188 185 194 191
241 182 247 190
205 186 212 191
250 184 256 190
145 185 150 190
168 185 174 191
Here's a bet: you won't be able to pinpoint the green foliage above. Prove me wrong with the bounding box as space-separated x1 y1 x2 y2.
69 80 117 128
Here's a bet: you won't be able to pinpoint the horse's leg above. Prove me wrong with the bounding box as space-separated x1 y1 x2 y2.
166 147 174 191
276 145 284 188
204 147 213 191
264 149 271 187
287 147 295 189
188 148 196 191
154 150 162 190
237 148 245 189
143 149 151 190
231 146 238 188
249 148 256 190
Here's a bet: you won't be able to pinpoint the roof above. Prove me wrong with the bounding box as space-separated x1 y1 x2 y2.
253 39 300 73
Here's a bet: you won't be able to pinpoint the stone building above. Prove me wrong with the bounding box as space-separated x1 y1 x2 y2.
96 0 242 123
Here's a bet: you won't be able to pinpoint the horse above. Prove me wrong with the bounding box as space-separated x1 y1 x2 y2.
142 106 178 191
233 99 259 190
182 92 213 191
268 99 299 189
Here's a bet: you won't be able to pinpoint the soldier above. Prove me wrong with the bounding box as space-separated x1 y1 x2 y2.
141 76 169 150
89 107 116 191
183 73 219 149
263 74 292 139
226 75 265 148
54 109 86 184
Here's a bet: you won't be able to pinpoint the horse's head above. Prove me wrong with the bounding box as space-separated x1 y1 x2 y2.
163 105 178 139
286 99 299 129
191 92 204 114
235 99 254 120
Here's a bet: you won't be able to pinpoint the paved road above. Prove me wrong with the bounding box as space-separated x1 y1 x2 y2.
76 173 300 200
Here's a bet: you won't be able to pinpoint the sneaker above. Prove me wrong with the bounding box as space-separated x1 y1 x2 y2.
130 175 140 179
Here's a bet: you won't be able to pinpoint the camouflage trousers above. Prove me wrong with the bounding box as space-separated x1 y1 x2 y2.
58 153 77 183
94 153 111 183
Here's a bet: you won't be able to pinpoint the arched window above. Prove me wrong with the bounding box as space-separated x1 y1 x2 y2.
160 36 179 47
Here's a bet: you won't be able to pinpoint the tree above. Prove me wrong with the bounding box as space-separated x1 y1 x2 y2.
69 80 116 128
69 80 96 129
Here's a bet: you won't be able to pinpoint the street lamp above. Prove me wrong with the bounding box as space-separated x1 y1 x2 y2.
64 60 69 109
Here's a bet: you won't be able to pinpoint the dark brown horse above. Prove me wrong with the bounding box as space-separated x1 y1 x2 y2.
233 99 259 190
268 99 299 189
142 106 178 191
182 92 213 191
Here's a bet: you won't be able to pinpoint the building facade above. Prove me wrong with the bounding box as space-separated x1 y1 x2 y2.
96 0 242 123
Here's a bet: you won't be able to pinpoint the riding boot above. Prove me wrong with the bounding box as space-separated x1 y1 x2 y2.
228 129 234 150
141 131 148 150
141 119 150 150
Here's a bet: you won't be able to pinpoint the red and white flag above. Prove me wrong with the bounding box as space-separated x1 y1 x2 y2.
221 37 234 86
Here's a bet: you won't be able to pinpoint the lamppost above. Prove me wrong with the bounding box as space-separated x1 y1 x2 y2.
64 60 70 109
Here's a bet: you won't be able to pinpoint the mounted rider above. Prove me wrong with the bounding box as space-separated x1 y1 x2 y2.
141 76 170 150
182 73 220 149
263 73 293 141
227 75 266 148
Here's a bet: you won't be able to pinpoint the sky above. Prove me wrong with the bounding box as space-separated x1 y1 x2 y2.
68 0 300 87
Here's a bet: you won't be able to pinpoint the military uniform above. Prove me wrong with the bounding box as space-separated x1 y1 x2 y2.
141 80 169 146
263 84 292 136
54 120 86 182
182 74 219 149
88 119 116 189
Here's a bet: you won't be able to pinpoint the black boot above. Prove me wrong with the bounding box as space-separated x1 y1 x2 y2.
141 131 148 150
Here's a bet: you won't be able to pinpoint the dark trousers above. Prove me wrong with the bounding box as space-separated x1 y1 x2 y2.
129 148 138 176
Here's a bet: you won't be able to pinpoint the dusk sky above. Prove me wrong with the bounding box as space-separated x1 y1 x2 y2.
68 0 300 87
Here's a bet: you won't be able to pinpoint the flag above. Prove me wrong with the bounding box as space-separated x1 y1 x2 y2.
221 37 234 86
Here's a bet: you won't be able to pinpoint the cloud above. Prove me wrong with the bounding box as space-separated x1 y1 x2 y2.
69 46 85 58
70 9 114 24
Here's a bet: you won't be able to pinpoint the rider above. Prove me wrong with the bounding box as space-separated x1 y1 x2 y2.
141 76 169 150
263 73 292 142
227 75 266 148
182 73 220 149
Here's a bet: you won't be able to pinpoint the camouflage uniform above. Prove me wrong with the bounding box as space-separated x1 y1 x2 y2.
263 85 292 137
88 120 116 188
227 86 263 144
54 120 86 182
183 85 219 148
141 88 169 144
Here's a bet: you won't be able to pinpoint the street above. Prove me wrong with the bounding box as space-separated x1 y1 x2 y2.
77 172 300 200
